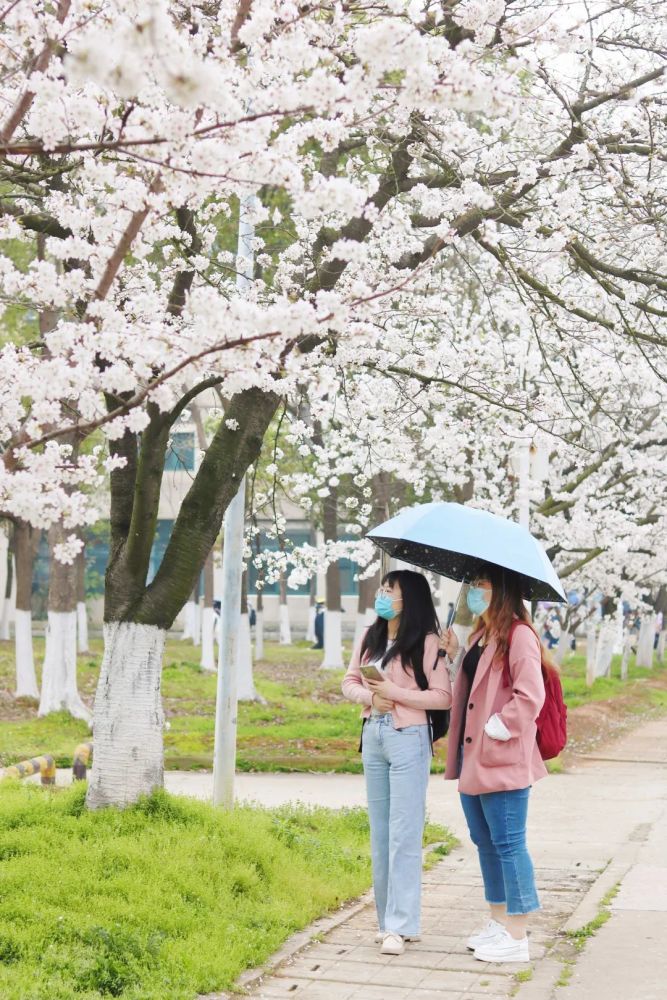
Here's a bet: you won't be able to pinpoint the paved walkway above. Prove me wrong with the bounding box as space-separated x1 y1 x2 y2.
190 716 667 1000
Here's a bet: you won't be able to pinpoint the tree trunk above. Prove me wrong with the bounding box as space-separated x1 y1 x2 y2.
76 541 89 654
354 572 378 649
594 623 615 678
0 532 14 640
200 548 216 672
278 573 292 646
306 572 316 643
621 633 632 680
88 385 279 809
255 586 264 660
39 521 91 722
14 520 39 700
322 486 343 669
636 616 655 668
657 630 666 665
554 631 572 666
237 570 261 701
585 625 597 687
278 571 292 644
193 574 202 646
182 591 197 640
86 622 165 809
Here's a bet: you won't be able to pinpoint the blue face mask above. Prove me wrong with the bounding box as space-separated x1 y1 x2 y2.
467 586 490 616
375 594 399 620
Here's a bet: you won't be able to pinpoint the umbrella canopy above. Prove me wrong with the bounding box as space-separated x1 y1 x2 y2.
367 502 566 603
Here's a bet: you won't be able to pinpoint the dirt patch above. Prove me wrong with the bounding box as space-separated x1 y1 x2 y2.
564 676 667 761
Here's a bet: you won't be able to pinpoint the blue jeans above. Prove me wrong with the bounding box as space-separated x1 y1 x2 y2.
459 786 540 915
362 714 431 936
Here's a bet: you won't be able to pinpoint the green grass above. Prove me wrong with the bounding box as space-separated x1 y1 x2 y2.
558 650 662 708
555 960 574 988
0 781 450 999
566 883 620 951
0 637 663 773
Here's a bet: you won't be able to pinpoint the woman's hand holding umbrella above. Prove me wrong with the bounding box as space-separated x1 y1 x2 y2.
440 628 459 661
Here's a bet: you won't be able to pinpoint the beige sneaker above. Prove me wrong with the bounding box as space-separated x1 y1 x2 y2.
381 932 405 956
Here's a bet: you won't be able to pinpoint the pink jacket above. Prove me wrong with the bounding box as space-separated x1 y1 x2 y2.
444 622 547 795
342 631 452 728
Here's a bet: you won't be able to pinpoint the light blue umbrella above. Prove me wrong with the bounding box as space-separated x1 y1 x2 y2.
367 502 566 603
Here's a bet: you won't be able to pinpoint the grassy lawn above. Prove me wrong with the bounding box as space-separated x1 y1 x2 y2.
0 635 664 773
0 781 451 1000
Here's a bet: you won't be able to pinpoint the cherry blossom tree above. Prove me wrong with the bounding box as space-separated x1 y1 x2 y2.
0 1 665 807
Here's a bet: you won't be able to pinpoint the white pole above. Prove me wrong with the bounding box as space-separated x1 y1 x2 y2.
212 476 246 808
211 191 256 808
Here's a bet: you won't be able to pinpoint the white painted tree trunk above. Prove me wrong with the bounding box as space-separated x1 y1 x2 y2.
305 604 317 643
321 609 344 669
586 626 597 687
636 616 655 668
14 608 39 700
621 634 632 680
255 609 264 660
614 602 625 654
279 603 292 645
658 631 666 665
200 606 216 672
86 621 166 810
38 610 91 722
77 601 89 654
237 611 262 702
554 631 572 666
193 598 202 646
595 624 615 678
353 612 367 650
0 588 12 640
181 599 196 640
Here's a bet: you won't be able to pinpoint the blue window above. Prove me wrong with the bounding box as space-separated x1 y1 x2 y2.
164 431 195 471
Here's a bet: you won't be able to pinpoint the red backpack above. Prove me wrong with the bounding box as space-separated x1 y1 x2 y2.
502 621 567 761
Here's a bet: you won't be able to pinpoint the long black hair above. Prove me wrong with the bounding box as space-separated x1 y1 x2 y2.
361 569 440 687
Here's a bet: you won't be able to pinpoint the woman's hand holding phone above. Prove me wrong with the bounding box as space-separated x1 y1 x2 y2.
365 674 395 712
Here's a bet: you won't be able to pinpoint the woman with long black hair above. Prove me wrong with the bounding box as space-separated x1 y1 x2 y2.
342 569 452 956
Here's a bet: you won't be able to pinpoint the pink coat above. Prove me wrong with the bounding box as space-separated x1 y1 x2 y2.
342 631 452 728
444 622 547 795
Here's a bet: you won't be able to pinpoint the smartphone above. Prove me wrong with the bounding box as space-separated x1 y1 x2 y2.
360 664 384 682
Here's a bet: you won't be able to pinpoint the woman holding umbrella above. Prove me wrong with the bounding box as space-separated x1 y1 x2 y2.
441 562 546 964
342 569 452 956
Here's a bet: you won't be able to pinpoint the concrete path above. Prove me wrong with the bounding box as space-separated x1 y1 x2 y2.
189 717 667 1000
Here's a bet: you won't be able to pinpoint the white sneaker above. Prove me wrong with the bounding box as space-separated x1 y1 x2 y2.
380 932 405 955
466 918 505 951
375 931 420 943
474 927 529 963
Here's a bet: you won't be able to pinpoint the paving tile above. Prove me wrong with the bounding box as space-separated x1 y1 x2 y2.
403 968 483 992
347 987 413 1000
367 963 432 988
275 958 376 985
408 992 467 1000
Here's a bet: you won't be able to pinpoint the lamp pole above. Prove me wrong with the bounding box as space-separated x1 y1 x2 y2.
212 194 256 807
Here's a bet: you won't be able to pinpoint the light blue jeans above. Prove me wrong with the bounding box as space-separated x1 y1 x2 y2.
361 713 431 936
459 786 540 915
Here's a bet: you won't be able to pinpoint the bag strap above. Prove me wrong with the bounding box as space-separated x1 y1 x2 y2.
502 620 551 689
